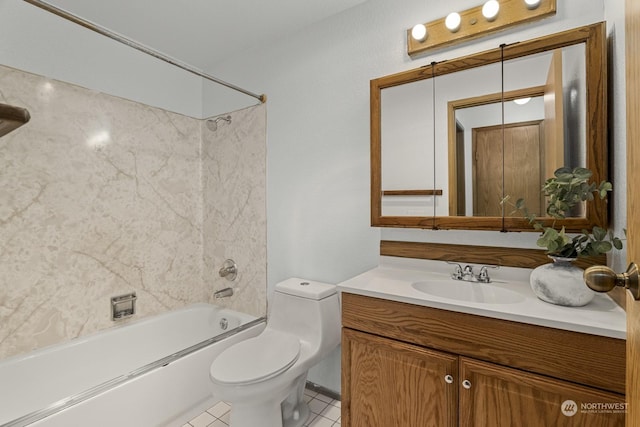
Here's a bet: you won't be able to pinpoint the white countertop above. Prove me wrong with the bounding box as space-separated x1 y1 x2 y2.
338 256 626 340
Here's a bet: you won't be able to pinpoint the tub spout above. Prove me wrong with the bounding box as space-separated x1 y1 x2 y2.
214 287 234 299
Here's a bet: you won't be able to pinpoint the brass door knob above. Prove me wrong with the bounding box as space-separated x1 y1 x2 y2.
584 263 639 300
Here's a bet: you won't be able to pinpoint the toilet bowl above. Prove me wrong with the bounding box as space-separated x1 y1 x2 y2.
209 278 341 427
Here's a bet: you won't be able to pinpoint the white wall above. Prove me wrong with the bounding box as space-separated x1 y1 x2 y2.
205 0 609 287
603 0 627 274
0 0 203 118
204 0 624 392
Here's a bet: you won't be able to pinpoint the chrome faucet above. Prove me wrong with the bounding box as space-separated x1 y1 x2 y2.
463 265 475 281
451 263 464 280
214 287 234 299
447 262 498 283
477 266 492 283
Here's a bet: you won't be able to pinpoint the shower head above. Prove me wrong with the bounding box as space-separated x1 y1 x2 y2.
206 115 232 131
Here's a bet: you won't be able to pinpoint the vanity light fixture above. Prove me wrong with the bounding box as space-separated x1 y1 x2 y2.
524 0 541 9
411 23 428 42
407 0 556 56
445 12 461 32
482 0 500 21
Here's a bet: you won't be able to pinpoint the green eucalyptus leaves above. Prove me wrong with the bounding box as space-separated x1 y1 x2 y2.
514 167 623 258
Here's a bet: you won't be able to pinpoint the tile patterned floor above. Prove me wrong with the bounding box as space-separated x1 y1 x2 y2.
181 388 341 427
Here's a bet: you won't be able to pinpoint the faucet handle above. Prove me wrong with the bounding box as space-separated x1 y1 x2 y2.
446 261 463 280
477 265 499 283
218 259 238 281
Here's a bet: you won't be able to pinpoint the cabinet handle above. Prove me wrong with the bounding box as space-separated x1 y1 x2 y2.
462 379 472 389
444 374 454 384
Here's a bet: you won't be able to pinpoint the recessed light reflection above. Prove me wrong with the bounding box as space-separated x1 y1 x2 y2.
513 97 531 105
38 81 55 102
87 130 111 149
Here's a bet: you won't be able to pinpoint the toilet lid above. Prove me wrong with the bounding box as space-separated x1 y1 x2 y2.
210 329 301 385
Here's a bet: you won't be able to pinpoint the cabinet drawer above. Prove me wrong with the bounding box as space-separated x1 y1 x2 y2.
342 293 625 394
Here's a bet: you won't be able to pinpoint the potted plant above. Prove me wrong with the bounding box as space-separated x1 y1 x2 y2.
514 166 623 257
508 167 623 306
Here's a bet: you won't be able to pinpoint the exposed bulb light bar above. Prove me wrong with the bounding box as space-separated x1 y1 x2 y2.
445 12 461 32
482 0 500 21
407 0 556 56
411 23 428 42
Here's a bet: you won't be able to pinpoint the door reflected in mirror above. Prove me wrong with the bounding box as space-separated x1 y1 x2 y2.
449 44 586 218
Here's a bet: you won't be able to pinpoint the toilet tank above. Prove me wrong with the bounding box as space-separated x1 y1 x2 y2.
268 278 341 352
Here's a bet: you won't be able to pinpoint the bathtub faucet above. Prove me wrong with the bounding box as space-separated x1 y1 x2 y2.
214 287 234 299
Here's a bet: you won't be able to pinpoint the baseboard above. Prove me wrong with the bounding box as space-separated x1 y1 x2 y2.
305 381 341 401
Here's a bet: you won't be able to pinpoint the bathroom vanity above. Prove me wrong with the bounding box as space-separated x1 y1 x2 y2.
339 258 626 427
350 18 627 425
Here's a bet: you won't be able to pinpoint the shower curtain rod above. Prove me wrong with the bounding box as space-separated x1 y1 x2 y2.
22 0 267 104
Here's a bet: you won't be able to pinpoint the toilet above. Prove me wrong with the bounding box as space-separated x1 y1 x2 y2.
209 278 341 427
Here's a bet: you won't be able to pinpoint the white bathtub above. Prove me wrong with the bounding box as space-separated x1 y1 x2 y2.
0 303 265 427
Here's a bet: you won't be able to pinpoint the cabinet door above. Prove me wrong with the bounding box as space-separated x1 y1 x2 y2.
459 357 625 427
342 328 458 427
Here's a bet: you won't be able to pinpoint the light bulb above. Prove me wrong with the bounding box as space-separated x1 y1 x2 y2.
482 0 500 21
411 24 428 42
524 0 541 9
445 12 461 32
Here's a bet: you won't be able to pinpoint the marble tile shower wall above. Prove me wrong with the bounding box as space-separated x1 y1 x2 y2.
0 64 267 360
202 106 267 317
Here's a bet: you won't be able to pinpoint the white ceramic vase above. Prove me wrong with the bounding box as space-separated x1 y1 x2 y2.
529 256 596 307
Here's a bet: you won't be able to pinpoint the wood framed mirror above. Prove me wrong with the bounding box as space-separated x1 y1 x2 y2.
371 22 606 231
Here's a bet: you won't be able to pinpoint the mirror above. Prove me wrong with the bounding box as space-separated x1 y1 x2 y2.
449 44 587 218
371 22 606 231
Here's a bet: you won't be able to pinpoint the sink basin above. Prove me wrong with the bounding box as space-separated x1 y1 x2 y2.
411 280 526 304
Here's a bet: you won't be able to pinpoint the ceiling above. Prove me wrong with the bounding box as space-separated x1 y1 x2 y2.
43 0 367 73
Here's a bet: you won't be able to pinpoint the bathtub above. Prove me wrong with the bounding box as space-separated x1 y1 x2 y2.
0 303 265 427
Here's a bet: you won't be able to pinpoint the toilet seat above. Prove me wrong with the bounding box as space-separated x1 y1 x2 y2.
210 329 301 385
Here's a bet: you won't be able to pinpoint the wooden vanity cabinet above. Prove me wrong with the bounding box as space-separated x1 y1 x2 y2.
341 293 626 427
343 328 458 427
459 357 625 426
